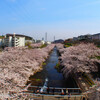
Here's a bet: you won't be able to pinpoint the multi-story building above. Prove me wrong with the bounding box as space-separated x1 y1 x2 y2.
4 33 25 47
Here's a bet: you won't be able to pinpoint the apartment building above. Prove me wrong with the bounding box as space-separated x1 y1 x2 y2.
4 33 25 47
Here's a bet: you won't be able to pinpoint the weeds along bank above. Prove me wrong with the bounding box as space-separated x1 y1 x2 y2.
56 43 100 99
0 44 55 95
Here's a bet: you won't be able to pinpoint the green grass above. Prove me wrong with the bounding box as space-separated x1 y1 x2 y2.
36 79 41 82
97 45 100 48
40 44 47 48
65 43 72 45
25 42 33 49
55 62 63 72
55 63 60 68
42 62 46 66
90 56 100 60
96 56 100 60
64 43 73 48
64 45 71 47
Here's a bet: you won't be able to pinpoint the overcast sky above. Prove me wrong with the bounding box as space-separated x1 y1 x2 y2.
0 0 100 41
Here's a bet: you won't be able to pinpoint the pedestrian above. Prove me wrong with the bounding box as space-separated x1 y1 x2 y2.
36 89 39 93
68 93 71 100
66 88 68 95
47 86 50 94
36 86 40 93
61 89 64 95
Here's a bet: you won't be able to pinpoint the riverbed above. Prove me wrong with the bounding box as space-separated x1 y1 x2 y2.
27 47 78 88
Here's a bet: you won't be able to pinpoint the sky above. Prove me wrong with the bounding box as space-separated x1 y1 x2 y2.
0 0 100 41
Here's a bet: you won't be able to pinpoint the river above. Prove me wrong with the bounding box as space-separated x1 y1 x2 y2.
27 47 77 88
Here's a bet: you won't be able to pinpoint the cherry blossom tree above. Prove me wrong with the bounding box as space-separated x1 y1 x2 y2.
56 43 100 78
0 44 55 98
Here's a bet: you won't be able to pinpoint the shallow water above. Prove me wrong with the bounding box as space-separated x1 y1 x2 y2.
28 47 78 88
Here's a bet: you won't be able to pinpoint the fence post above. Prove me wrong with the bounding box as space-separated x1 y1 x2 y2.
42 95 44 100
80 96 83 100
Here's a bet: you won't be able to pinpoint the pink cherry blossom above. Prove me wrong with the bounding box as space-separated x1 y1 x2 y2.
0 44 55 98
56 43 100 79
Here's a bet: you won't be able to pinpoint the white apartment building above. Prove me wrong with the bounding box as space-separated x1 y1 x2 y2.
4 33 25 47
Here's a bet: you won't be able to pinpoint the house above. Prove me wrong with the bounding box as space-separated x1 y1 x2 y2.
46 41 51 44
54 39 64 43
41 40 45 44
64 38 73 44
72 37 78 41
92 33 100 40
35 40 51 45
78 34 92 41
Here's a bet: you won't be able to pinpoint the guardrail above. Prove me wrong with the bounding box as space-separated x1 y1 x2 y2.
1 86 86 100
9 92 85 100
20 85 82 96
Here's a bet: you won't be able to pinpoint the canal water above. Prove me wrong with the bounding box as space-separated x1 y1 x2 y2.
27 47 77 88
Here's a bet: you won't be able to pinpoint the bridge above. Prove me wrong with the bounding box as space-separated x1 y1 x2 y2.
25 78 81 95
2 79 88 100
0 78 88 100
5 85 88 100
26 85 81 95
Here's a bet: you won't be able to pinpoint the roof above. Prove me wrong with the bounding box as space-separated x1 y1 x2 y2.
54 39 64 43
6 34 26 37
6 34 32 40
92 33 100 36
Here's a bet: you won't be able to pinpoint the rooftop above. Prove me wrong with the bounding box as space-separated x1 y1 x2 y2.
6 34 33 40
92 33 100 36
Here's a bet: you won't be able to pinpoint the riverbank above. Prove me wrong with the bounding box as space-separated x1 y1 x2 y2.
0 44 55 99
56 43 100 99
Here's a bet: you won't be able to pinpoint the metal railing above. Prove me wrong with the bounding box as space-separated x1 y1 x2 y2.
21 85 82 95
1 85 87 100
9 92 85 100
